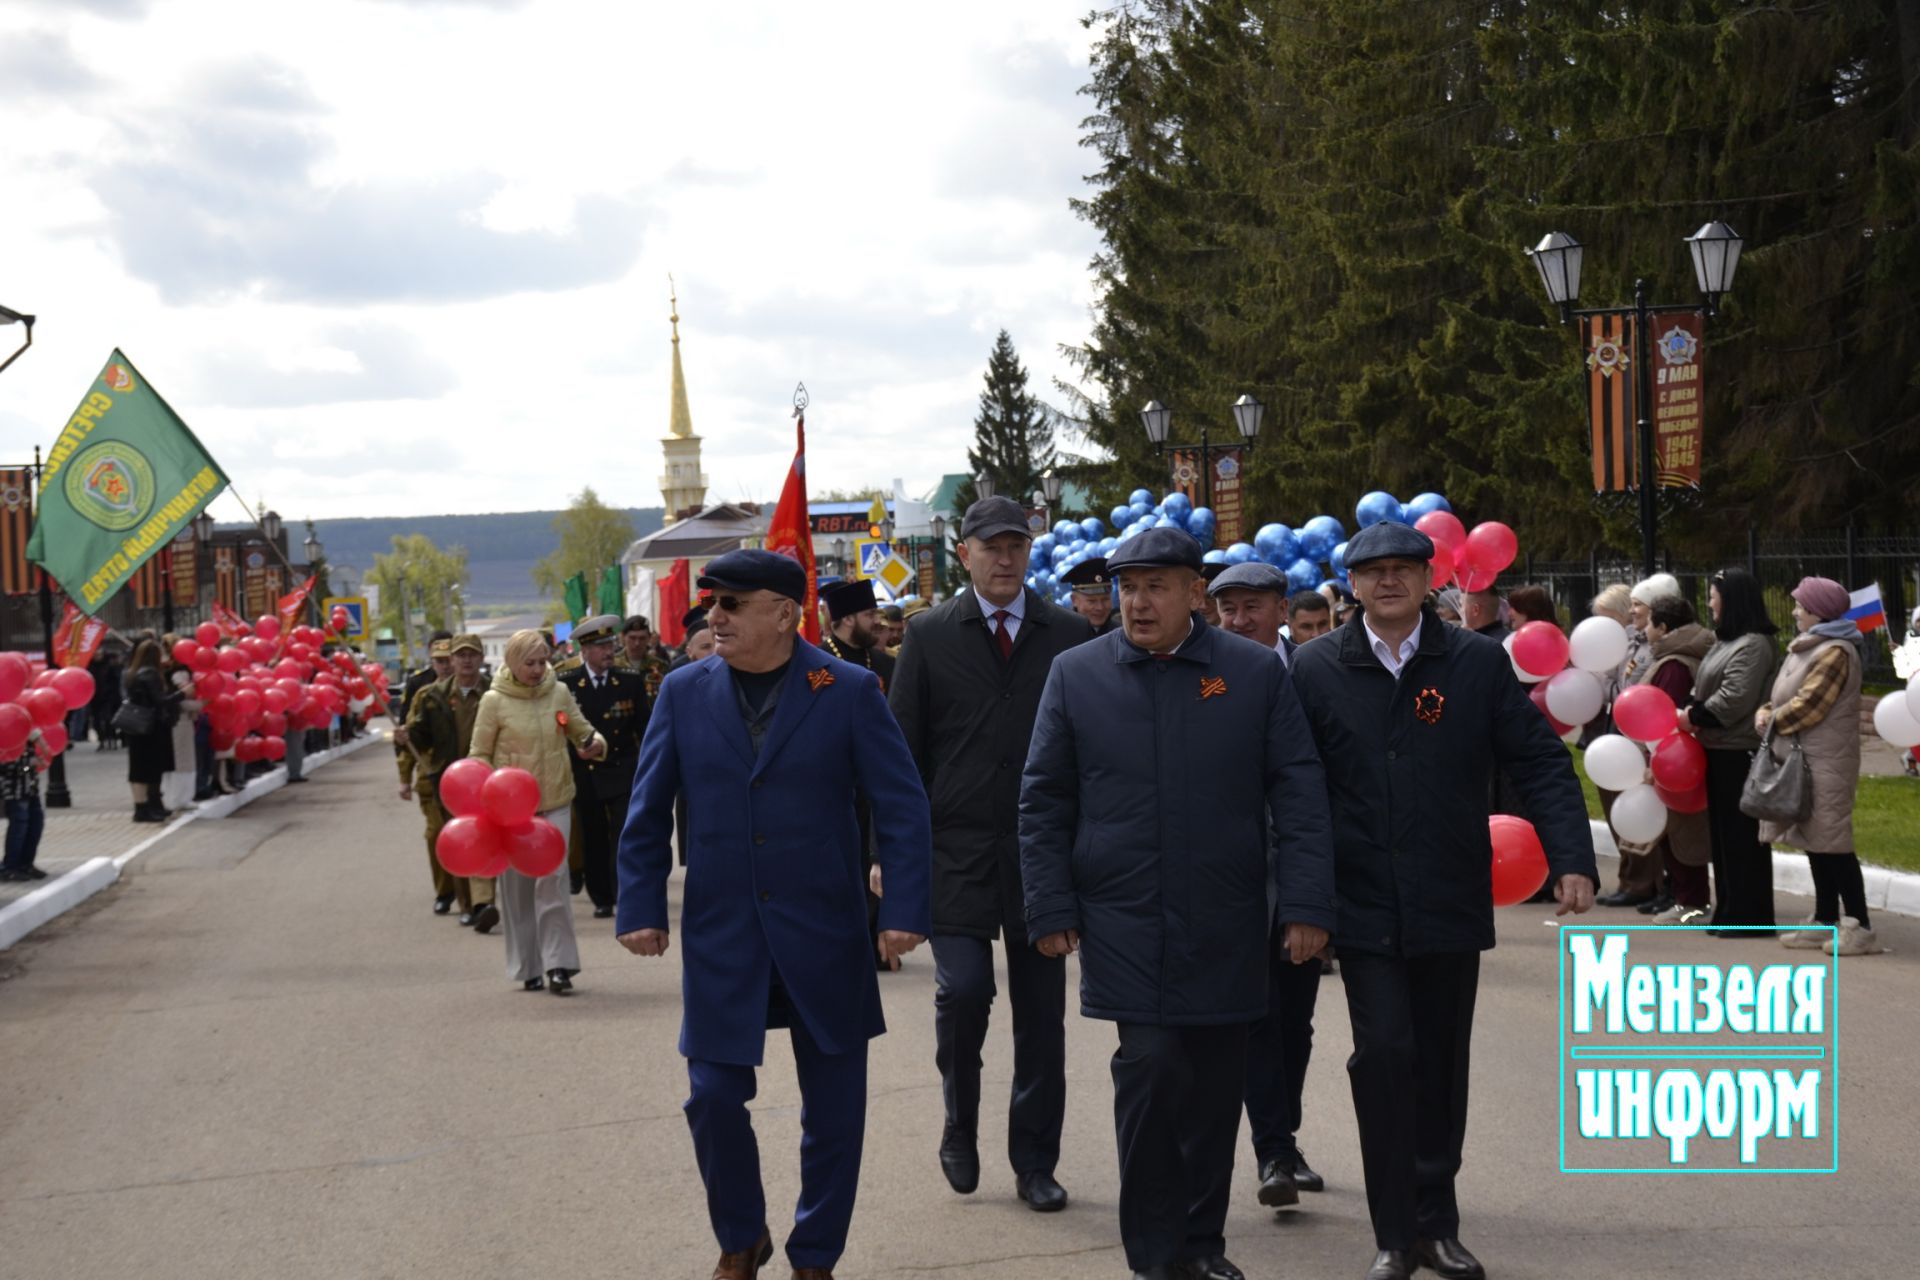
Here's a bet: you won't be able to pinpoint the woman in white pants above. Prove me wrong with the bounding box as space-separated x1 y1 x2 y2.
468 629 605 995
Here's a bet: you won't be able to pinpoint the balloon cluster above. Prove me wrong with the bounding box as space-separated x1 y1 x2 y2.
0 652 96 765
1580 670 1706 846
1026 489 1218 604
1873 670 1920 752
432 759 567 878
172 615 388 763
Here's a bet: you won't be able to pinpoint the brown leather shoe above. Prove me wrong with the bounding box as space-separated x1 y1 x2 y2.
712 1227 772 1279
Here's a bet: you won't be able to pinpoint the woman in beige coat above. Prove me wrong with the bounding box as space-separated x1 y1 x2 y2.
1758 578 1878 956
470 629 606 993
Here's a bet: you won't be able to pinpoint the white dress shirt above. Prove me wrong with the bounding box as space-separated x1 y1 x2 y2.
1363 614 1423 678
976 589 1027 645
1272 634 1291 668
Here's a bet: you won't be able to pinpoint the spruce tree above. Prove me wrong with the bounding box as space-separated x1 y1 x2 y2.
957 331 1055 513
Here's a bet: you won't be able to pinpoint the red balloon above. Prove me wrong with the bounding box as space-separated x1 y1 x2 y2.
1655 780 1708 814
1511 621 1570 678
480 767 541 828
1613 685 1679 743
1650 732 1708 792
436 816 510 878
32 668 57 689
233 736 260 763
196 671 227 698
195 622 221 648
23 687 66 728
261 711 289 737
52 666 97 711
210 728 237 753
172 639 201 668
1489 815 1549 907
0 702 30 753
218 647 247 674
1529 684 1574 737
1465 521 1519 575
235 689 263 723
0 652 28 703
262 736 287 761
255 616 281 641
190 646 218 673
504 817 568 877
38 722 69 757
1455 551 1501 593
438 757 494 818
1427 539 1456 589
209 692 238 724
262 688 290 714
1413 510 1467 553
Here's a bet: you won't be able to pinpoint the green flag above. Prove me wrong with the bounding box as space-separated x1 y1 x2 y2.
563 571 589 623
27 350 228 612
597 564 623 616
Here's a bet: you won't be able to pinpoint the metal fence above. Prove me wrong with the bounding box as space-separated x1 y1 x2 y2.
1502 529 1920 686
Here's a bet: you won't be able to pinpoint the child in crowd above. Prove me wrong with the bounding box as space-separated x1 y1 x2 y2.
1 732 48 883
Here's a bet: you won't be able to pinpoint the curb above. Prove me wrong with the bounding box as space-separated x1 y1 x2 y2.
1588 819 1920 920
0 731 383 952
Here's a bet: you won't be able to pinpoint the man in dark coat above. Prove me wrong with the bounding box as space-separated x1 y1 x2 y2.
1288 523 1597 1280
617 550 932 1280
820 579 896 692
1021 527 1335 1280
888 495 1094 1213
557 614 648 919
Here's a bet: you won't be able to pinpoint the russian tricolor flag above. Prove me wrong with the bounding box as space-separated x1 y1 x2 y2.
1846 583 1887 633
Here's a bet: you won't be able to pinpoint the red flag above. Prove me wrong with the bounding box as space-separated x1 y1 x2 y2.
52 599 110 669
272 575 316 658
764 415 819 643
211 601 246 636
658 559 690 647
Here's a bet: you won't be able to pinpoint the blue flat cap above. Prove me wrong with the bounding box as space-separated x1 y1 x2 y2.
1206 562 1288 597
1343 522 1435 568
698 549 808 603
960 496 1033 542
1107 527 1204 574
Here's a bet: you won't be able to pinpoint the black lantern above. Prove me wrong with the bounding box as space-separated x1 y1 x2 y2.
1139 400 1172 447
1230 394 1264 442
1686 221 1744 307
974 472 995 502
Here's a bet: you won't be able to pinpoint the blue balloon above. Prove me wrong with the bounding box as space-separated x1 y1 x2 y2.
1329 540 1350 574
1188 505 1215 527
1154 515 1178 529
1202 549 1230 564
1128 488 1153 507
1403 492 1452 522
1298 515 1346 561
1286 558 1320 591
1109 506 1132 531
1052 520 1076 540
1225 541 1255 565
1117 524 1141 542
1100 537 1118 553
1080 517 1105 542
1129 502 1153 522
1355 491 1401 530
1034 532 1055 554
1162 492 1193 521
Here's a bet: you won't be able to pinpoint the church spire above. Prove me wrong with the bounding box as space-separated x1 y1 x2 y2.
659 276 707 523
668 276 694 439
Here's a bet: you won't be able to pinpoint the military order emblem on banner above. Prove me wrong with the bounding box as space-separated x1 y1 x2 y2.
26 349 229 611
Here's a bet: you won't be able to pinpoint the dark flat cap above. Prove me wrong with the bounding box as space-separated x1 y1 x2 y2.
681 606 708 630
1060 558 1112 592
1343 522 1435 568
1107 527 1203 574
1206 562 1288 597
1200 562 1227 583
572 613 622 645
822 578 878 621
697 549 807 603
960 495 1032 543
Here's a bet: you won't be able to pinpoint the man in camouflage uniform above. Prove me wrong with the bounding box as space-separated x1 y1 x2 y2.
399 635 499 932
394 635 455 913
614 614 672 698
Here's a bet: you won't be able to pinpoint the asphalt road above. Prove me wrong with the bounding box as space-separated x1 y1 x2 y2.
2 743 1917 1279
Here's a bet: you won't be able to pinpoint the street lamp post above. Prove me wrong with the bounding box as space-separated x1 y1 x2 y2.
974 472 995 503
1528 221 1744 578
0 303 34 376
1138 395 1264 511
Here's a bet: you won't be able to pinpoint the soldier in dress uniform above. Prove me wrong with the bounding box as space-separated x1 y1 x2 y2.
394 635 457 913
1062 558 1121 635
402 635 500 932
556 614 647 919
820 579 896 693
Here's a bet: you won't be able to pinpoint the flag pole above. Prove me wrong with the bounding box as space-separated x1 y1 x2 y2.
33 446 70 808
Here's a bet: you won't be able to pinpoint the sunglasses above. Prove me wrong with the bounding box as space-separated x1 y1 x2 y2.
702 593 761 614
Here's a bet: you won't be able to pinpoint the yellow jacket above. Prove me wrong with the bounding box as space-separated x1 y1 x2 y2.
468 667 603 811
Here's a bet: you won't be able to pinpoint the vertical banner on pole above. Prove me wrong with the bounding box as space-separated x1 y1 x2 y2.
1210 447 1244 549
1583 314 1635 492
1651 314 1705 489
1168 449 1202 504
129 552 164 610
170 531 197 608
0 468 39 595
214 544 238 612
917 547 936 598
243 546 271 618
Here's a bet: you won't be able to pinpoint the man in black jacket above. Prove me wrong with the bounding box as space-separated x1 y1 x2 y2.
557 615 648 919
888 496 1093 1215
1289 523 1597 1280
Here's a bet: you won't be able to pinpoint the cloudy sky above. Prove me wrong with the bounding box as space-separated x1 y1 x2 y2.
0 0 1106 520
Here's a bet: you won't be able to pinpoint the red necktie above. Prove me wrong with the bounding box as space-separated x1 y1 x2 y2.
992 610 1013 662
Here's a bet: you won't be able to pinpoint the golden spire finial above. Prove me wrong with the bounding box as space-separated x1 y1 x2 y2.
669 273 679 345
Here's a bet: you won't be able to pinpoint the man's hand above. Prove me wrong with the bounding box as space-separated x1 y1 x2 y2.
877 930 924 971
868 865 883 898
618 928 670 957
1555 874 1596 916
1035 929 1079 959
397 784 413 802
1283 922 1330 964
391 726 409 747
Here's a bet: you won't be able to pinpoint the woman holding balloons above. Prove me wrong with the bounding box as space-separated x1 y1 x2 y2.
121 639 182 823
468 629 607 994
1634 600 1715 924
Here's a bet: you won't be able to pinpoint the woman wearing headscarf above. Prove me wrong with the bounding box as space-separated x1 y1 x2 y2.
1759 578 1879 956
469 629 607 993
1677 569 1780 936
121 638 182 823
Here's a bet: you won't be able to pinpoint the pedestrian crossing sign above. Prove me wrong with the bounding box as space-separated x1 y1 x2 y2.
323 596 368 639
853 538 892 579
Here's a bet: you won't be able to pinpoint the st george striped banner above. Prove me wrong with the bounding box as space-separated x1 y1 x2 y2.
0 468 40 595
213 544 238 612
128 548 170 610
1582 314 1636 493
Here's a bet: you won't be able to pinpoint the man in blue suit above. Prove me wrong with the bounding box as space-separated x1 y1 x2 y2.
617 550 933 1280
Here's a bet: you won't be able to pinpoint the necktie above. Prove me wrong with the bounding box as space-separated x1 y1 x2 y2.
991 610 1013 662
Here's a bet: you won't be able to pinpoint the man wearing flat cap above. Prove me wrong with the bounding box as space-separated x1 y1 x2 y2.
617 548 932 1280
403 634 500 930
820 578 896 692
888 496 1093 1214
557 614 648 919
1062 558 1121 635
394 632 457 914
1021 526 1335 1280
1287 521 1597 1280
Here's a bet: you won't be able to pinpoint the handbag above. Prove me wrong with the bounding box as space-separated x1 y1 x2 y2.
111 700 157 737
1739 724 1812 824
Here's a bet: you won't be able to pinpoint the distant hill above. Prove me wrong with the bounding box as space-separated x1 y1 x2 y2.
223 509 666 607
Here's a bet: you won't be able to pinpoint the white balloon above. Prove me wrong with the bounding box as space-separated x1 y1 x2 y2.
1569 616 1630 674
1584 734 1647 792
1906 678 1920 725
1545 668 1605 726
1506 635 1546 684
1873 691 1920 749
1611 783 1669 844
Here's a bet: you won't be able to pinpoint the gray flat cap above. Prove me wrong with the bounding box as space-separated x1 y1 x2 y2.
1343 522 1435 568
1107 527 1204 574
1206 562 1288 597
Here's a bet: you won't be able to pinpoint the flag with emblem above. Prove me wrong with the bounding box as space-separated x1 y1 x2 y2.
26 350 229 613
0 468 39 595
765 415 820 643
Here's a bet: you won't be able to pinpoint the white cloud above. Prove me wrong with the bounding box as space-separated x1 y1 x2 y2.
0 0 1104 518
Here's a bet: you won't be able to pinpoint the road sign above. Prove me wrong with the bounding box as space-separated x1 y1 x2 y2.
872 552 915 598
853 538 892 580
323 596 368 639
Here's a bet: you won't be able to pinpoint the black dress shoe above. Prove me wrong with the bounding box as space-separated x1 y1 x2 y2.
1016 1170 1068 1212
1287 1148 1324 1192
938 1125 979 1194
523 976 545 991
547 969 573 995
22 866 47 881
1256 1158 1298 1207
469 902 499 934
458 910 475 927
0 868 24 882
1414 1237 1485 1280
433 895 454 915
592 904 613 919
1636 894 1673 916
1131 1269 1179 1280
1181 1257 1244 1280
1365 1251 1412 1280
